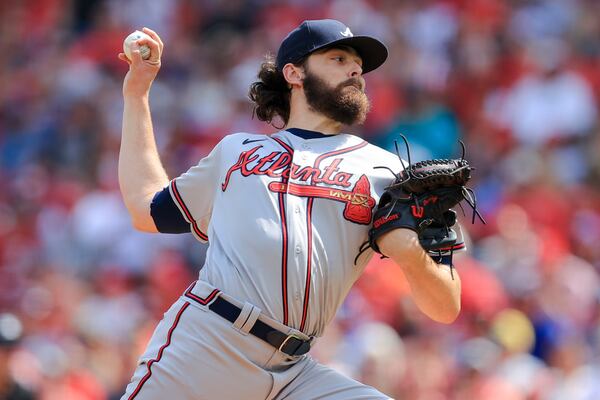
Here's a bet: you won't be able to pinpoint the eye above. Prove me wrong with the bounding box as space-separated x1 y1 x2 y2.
332 56 344 63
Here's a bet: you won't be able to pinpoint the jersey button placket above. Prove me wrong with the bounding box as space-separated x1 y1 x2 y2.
300 143 310 161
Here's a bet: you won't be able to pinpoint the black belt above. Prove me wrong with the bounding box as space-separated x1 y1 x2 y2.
208 296 311 357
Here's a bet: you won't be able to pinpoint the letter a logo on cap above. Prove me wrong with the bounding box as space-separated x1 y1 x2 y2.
340 27 353 37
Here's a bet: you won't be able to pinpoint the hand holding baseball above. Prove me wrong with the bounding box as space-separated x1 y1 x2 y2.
118 27 164 97
123 30 152 60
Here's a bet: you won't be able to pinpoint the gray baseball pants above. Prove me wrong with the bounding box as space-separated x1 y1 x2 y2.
120 284 392 399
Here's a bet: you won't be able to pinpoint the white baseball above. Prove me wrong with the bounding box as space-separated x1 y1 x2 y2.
123 30 152 60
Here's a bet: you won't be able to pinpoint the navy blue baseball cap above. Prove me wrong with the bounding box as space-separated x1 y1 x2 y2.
276 19 388 74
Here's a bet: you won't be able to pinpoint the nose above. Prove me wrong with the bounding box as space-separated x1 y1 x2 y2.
349 61 363 78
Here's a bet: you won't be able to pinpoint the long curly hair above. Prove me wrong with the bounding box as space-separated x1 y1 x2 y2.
248 55 305 129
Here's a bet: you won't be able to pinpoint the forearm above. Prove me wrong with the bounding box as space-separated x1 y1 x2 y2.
378 229 461 324
119 94 168 231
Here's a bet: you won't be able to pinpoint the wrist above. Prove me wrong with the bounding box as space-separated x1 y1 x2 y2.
123 92 150 102
123 77 153 99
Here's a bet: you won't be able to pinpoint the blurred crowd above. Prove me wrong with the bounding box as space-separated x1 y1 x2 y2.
1 0 600 399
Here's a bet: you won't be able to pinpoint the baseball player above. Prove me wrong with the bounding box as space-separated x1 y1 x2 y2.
117 20 461 400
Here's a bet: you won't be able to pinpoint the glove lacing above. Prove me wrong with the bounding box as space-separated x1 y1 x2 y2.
354 135 485 265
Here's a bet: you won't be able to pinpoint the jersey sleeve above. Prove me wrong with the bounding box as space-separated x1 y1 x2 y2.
150 187 191 234
165 139 226 243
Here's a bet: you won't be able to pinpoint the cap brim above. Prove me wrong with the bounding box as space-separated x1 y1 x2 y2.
317 36 388 74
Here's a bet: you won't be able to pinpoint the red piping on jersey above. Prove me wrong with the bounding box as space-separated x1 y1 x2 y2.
170 180 209 241
272 136 293 325
127 301 189 400
272 136 293 154
299 197 313 332
184 282 221 305
298 140 369 332
278 191 290 325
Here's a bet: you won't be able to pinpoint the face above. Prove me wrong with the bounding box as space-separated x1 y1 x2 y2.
301 47 370 126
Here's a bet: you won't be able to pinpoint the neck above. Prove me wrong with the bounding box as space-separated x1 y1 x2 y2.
285 91 343 135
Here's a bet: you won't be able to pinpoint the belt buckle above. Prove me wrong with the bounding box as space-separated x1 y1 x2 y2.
278 333 304 354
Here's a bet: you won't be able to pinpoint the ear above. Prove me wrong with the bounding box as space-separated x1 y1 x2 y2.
282 63 305 89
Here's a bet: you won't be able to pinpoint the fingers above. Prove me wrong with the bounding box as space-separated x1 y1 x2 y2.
142 27 164 53
135 35 161 64
129 41 144 64
118 27 163 69
118 53 131 65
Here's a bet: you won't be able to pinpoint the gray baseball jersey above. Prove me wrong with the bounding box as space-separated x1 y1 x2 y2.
170 129 402 336
122 128 402 399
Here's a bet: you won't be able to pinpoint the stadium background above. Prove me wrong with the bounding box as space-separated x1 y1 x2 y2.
1 0 600 398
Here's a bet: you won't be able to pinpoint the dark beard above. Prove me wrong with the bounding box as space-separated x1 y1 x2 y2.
302 69 370 126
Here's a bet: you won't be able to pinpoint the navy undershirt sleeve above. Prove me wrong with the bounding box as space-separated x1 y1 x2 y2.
150 186 191 233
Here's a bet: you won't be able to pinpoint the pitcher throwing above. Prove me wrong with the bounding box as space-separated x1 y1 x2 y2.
118 19 465 400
